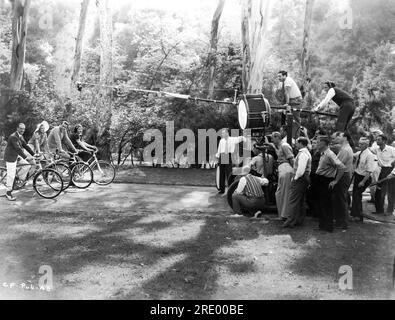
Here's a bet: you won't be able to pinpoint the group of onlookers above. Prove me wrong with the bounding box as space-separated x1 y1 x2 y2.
2 121 97 201
226 127 395 233
221 70 395 231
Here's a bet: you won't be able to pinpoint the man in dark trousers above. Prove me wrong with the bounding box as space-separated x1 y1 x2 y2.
331 132 354 229
215 128 246 194
315 135 346 232
277 71 303 140
313 81 355 132
374 135 395 215
350 137 375 222
4 123 36 201
283 137 312 228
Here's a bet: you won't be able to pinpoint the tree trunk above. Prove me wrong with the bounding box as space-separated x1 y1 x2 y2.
71 0 90 89
301 0 315 85
276 0 284 46
207 0 225 99
248 0 272 94
241 0 251 92
241 0 272 94
96 0 113 160
10 0 31 91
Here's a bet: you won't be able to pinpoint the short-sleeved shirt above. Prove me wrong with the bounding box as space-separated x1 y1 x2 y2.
375 145 395 168
276 142 294 164
337 144 354 174
316 148 346 178
280 77 302 99
354 148 375 176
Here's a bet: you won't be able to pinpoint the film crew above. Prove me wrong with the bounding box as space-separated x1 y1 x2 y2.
373 135 395 215
271 132 295 220
246 142 266 177
350 137 375 222
4 123 37 201
277 71 303 140
368 128 383 203
282 137 312 228
215 128 247 194
315 135 346 232
47 121 78 162
306 133 324 217
331 132 354 229
232 166 269 217
313 81 355 133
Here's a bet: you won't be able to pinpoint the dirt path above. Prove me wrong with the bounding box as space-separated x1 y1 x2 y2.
0 184 394 300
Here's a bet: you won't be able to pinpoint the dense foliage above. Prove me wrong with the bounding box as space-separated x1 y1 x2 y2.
0 0 394 163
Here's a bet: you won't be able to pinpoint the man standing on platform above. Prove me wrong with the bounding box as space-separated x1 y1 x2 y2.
331 132 354 229
315 136 346 232
374 135 395 215
283 137 312 228
271 132 295 220
313 81 355 133
215 128 247 194
350 137 375 222
277 71 303 140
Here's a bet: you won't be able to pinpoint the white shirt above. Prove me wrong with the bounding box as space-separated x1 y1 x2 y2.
294 148 311 180
279 77 302 99
216 136 246 158
315 88 336 110
235 176 269 194
354 148 375 176
375 145 395 168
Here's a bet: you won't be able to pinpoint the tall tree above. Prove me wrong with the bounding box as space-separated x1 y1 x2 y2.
71 0 90 90
241 0 251 92
301 0 314 85
241 0 272 94
96 0 113 160
206 0 225 99
9 0 31 91
248 0 272 94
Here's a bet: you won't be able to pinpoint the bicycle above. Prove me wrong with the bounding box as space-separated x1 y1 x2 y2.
59 152 93 189
0 157 63 199
38 152 72 191
83 151 116 185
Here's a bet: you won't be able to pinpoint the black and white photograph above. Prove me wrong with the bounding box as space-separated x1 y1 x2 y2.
0 0 394 304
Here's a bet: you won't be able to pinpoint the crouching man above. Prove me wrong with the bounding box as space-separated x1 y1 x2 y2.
232 167 269 217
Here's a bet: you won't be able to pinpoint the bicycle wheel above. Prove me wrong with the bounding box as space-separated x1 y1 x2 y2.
33 169 63 199
91 160 116 185
47 163 72 190
0 167 7 188
71 162 93 189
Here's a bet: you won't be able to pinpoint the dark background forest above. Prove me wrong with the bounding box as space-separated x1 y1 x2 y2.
0 0 394 163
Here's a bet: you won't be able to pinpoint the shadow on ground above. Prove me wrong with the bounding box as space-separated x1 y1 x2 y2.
0 184 394 300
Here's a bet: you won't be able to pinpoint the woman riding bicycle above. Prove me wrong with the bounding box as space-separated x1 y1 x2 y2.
70 124 98 162
28 121 51 167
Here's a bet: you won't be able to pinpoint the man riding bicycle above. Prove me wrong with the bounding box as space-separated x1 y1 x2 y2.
47 121 78 162
4 123 38 201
